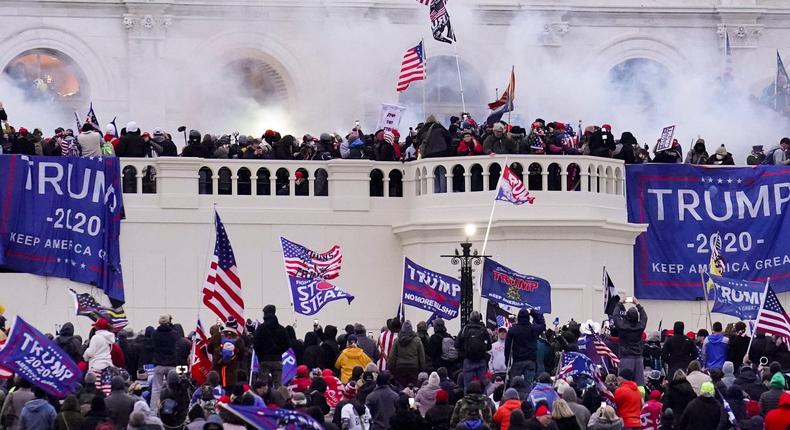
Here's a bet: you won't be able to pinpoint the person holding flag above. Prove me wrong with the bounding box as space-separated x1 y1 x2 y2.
612 298 648 385
209 318 247 388
505 309 546 388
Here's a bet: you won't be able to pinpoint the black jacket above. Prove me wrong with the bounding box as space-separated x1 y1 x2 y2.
677 396 727 430
55 323 84 363
253 314 289 361
734 367 767 401
455 321 491 361
418 122 452 158
425 404 454 430
662 379 696 415
181 142 210 158
117 132 148 157
662 334 698 376
612 303 647 357
152 323 179 366
505 310 546 364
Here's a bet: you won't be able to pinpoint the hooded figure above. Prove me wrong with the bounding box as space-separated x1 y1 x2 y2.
759 372 787 415
612 301 648 385
105 376 137 428
303 331 322 369
661 322 698 377
765 392 790 430
336 335 373 383
417 115 452 158
614 132 637 164
389 320 426 388
450 381 493 427
561 386 590 430
415 372 442 417
55 322 84 363
707 144 735 166
55 395 84 430
84 319 116 372
19 388 56 430
685 139 709 165
505 308 546 388
677 382 726 430
253 305 289 385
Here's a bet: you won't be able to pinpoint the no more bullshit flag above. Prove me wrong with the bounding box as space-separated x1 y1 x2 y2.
0 316 82 398
402 257 460 320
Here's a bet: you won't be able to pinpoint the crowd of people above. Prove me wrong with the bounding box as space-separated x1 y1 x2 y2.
0 299 789 430
1 103 789 166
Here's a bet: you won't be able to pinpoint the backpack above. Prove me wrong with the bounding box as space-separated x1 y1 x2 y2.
761 148 780 165
440 337 459 362
464 327 488 360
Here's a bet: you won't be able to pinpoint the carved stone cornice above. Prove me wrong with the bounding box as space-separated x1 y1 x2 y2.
716 23 763 49
123 13 173 39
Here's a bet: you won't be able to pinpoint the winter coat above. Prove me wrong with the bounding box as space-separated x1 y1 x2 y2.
612 304 647 357
390 328 426 370
390 408 427 430
81 409 112 430
662 380 696 415
614 381 642 428
734 367 767 401
455 419 492 430
117 132 148 158
707 153 735 166
335 346 372 383
686 371 711 396
505 311 546 364
684 149 709 165
760 387 785 416
555 417 580 430
456 321 491 361
55 397 84 430
106 387 137 429
640 399 662 430
79 131 103 157
358 335 381 363
418 122 452 158
482 134 516 155
676 396 726 430
721 362 735 388
341 403 373 430
701 333 728 370
489 339 507 374
366 385 400 430
764 392 790 430
415 383 441 417
55 323 84 363
563 389 590 430
425 404 454 430
427 331 453 369
180 143 209 158
527 384 558 411
587 414 623 430
253 314 289 362
84 329 116 371
661 331 698 377
19 399 56 430
725 335 749 366
451 394 492 426
493 399 522 430
151 324 179 367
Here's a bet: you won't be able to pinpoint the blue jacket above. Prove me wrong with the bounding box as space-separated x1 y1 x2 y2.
703 333 729 369
19 399 56 430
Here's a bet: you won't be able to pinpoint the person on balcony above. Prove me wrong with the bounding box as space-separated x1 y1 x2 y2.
180 130 209 158
457 130 483 156
417 115 452 158
116 121 148 157
483 122 515 155
684 138 709 165
707 144 735 166
613 132 637 164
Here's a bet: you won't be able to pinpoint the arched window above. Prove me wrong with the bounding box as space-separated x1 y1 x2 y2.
370 169 384 197
608 58 673 113
315 168 329 196
488 163 502 191
199 167 213 195
548 163 562 191
567 163 581 191
218 167 232 195
398 55 487 120
388 170 403 197
470 164 484 192
451 165 465 192
415 168 422 196
509 163 524 181
433 165 447 194
225 58 288 105
237 168 252 196
2 49 89 106
142 166 156 194
275 168 290 195
527 163 542 191
295 168 309 196
256 168 271 195
122 166 137 194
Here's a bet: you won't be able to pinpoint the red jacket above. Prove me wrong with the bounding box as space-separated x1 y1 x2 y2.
493 399 522 430
765 392 790 430
614 381 642 428
640 399 662 430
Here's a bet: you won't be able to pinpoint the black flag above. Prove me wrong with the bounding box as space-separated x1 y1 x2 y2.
486 301 513 331
603 268 620 317
429 0 456 44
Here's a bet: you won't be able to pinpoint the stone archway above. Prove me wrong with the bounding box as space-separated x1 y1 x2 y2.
3 48 91 107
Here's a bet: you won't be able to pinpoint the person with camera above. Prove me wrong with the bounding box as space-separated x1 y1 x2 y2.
612 297 648 385
505 308 546 389
151 315 180 415
159 369 190 429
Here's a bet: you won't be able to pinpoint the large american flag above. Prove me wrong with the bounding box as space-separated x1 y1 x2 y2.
280 237 342 280
592 333 620 367
754 285 790 339
68 289 128 331
202 211 244 325
396 41 426 92
93 367 113 396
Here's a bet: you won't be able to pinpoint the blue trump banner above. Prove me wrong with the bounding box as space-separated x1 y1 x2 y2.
0 155 125 303
402 258 460 320
282 348 297 385
705 273 766 320
558 352 593 378
288 277 354 316
481 258 551 312
626 164 790 300
0 316 82 398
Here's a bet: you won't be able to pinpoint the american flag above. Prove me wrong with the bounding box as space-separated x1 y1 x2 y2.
754 285 790 339
94 367 113 396
68 289 128 331
191 319 212 385
592 333 620 367
202 211 244 326
496 315 512 329
280 237 342 280
396 41 426 92
558 352 593 379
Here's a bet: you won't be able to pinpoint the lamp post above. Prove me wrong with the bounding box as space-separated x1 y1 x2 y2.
441 224 490 327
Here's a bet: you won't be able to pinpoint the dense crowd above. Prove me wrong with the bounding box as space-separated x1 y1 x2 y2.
1 300 789 430
2 103 790 166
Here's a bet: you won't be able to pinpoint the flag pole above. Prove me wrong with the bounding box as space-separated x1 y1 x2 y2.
602 266 607 317
744 277 771 364
453 44 466 113
776 51 780 111
507 65 514 126
477 157 508 311
700 272 713 331
421 38 427 121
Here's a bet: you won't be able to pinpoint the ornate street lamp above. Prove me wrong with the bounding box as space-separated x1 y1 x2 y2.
441 224 490 327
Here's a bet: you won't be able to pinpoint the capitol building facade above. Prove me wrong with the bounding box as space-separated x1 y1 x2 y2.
1 0 788 334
